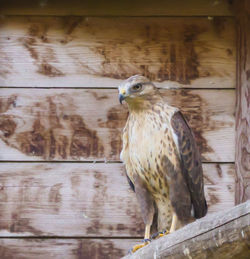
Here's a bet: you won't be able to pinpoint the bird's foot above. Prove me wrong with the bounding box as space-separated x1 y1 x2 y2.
151 229 169 240
130 239 151 253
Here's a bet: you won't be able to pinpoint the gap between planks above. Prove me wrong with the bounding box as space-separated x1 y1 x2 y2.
0 236 142 239
0 87 236 90
0 161 234 164
0 15 235 18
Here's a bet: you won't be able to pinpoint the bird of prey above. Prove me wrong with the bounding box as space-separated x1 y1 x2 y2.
118 75 207 251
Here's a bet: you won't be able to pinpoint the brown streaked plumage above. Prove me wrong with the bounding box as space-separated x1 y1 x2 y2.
118 75 207 242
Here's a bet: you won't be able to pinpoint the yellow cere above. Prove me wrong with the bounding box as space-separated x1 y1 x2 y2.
120 89 126 95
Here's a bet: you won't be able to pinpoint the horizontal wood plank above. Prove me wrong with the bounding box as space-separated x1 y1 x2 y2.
123 201 250 259
0 0 233 16
0 163 235 237
0 16 235 88
0 238 137 259
0 88 235 162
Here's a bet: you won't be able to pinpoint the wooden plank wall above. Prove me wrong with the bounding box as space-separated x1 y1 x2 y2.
0 1 236 258
234 0 250 204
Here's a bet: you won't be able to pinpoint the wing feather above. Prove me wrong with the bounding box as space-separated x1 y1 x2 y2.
171 111 207 219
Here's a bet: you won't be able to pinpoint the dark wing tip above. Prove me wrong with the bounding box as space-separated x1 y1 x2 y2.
126 173 135 192
194 199 208 219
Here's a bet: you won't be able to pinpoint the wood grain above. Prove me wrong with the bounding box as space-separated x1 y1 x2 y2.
0 16 235 88
235 0 250 204
0 88 235 162
0 163 234 237
123 201 250 259
0 0 233 16
0 238 138 259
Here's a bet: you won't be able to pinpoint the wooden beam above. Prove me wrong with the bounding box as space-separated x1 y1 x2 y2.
0 163 234 237
0 89 235 162
0 16 235 88
0 0 233 16
122 201 250 259
235 0 250 204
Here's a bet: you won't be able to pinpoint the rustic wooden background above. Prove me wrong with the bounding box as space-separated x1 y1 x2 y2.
0 1 236 258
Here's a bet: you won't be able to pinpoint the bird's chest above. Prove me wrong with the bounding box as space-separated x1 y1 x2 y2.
128 112 175 190
129 116 162 162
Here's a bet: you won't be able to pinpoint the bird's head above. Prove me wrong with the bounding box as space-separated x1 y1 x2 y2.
118 75 159 107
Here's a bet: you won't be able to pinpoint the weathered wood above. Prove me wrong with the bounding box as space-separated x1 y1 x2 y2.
0 163 234 237
0 238 139 259
123 201 250 259
0 88 235 162
0 16 235 88
235 0 250 204
0 0 233 16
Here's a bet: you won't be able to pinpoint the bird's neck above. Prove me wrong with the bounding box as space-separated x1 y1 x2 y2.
127 94 163 113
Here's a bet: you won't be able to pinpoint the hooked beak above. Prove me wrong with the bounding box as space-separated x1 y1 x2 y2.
119 94 125 104
119 88 127 104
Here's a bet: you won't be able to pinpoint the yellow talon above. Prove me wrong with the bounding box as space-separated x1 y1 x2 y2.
132 240 150 253
151 230 169 240
160 230 169 237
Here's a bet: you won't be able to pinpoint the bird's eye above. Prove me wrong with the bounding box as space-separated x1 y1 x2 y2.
132 84 142 91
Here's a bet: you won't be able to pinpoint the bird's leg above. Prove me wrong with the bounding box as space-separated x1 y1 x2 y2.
144 224 151 239
152 213 181 239
151 200 172 240
129 175 155 253
170 212 178 233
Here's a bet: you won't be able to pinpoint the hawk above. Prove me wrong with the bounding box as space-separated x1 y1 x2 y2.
118 75 207 251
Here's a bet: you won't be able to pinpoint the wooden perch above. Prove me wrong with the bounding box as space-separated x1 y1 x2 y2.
122 201 250 259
